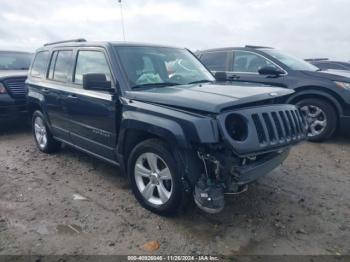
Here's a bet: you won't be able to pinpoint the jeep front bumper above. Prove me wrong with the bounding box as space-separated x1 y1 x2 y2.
235 149 289 185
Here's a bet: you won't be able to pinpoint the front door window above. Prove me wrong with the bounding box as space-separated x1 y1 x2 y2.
233 51 278 73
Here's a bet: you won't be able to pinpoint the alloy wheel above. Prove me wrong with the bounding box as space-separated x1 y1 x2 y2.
134 152 173 206
300 105 327 137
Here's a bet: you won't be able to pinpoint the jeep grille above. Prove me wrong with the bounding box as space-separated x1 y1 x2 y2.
218 104 307 156
3 77 27 98
252 108 306 146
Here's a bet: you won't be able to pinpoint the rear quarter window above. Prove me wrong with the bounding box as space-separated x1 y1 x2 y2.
30 51 49 78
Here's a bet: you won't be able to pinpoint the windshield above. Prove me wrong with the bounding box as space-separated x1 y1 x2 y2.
263 49 319 71
115 46 215 89
0 52 32 70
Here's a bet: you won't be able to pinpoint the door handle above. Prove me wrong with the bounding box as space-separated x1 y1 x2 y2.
42 88 50 93
228 74 240 80
67 94 78 99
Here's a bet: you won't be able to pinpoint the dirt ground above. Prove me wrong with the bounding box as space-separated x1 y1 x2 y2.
0 121 349 256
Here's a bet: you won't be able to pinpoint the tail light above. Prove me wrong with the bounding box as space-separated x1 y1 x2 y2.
0 82 7 94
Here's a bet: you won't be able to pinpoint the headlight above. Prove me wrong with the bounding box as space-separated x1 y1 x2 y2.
0 82 7 94
225 114 248 142
334 81 350 90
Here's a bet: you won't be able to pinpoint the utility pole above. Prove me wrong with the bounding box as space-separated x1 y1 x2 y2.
118 0 126 41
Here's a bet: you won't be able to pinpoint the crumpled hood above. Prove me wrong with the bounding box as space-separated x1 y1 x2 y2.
125 83 294 113
301 70 350 82
0 70 28 80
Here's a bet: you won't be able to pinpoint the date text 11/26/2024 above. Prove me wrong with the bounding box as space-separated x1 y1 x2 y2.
127 255 219 261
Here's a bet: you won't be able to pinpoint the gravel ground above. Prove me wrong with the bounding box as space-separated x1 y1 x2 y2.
0 121 349 256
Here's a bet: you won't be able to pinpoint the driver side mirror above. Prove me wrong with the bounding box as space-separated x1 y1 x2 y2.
258 66 285 76
83 73 112 91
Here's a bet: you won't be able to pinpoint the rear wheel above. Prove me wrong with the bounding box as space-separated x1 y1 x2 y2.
32 110 61 153
128 139 187 216
296 98 337 142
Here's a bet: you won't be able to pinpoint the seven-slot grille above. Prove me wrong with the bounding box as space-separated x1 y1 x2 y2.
252 108 306 146
3 77 27 98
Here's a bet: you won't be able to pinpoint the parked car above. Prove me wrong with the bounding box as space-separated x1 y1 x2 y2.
197 46 350 142
306 58 350 71
27 39 306 215
0 50 32 119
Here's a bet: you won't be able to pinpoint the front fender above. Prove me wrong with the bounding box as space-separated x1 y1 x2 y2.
119 110 189 150
117 109 210 186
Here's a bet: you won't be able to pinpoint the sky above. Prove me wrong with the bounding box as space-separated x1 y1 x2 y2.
0 0 349 60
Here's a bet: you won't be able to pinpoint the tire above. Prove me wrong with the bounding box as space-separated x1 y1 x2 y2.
296 98 337 142
127 139 187 216
32 110 61 153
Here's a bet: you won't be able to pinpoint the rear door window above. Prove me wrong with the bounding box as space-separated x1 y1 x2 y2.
200 51 230 72
50 50 73 82
30 51 49 78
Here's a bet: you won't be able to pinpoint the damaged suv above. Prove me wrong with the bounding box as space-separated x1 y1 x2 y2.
26 40 307 215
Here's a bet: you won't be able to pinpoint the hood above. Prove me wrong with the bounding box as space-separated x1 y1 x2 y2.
300 70 350 82
0 70 28 79
125 82 294 113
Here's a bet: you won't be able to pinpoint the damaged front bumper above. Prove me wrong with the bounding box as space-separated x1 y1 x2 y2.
235 149 289 185
192 103 307 213
193 148 290 214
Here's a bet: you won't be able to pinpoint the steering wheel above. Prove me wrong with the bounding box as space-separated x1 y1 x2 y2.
169 74 185 84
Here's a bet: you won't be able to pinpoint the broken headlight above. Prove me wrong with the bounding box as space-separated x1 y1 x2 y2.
225 113 248 142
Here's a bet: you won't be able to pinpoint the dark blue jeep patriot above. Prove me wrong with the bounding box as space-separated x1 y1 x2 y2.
0 51 32 119
26 39 306 215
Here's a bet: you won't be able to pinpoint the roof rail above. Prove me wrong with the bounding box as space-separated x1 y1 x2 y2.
245 45 273 49
305 58 329 62
44 38 87 46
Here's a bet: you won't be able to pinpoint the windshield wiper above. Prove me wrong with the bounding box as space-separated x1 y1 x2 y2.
132 82 181 89
188 80 214 84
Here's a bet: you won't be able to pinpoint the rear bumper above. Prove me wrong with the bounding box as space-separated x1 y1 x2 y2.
235 149 290 185
0 94 27 118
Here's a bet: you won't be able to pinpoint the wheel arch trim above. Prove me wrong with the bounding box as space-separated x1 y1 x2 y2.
286 88 343 116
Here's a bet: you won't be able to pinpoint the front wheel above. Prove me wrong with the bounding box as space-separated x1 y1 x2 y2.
296 98 337 142
127 139 187 216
